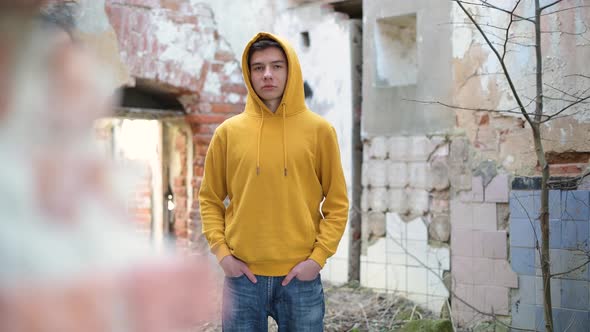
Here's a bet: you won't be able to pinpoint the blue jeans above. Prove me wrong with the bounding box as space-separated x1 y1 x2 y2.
222 274 325 332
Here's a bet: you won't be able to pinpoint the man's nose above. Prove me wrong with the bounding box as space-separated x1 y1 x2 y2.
263 67 272 79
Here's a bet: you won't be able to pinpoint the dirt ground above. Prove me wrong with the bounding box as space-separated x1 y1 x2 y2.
194 281 440 332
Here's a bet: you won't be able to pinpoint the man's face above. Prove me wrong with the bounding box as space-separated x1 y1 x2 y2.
249 47 288 106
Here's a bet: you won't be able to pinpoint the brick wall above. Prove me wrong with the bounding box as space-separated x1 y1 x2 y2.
128 165 153 235
105 0 247 249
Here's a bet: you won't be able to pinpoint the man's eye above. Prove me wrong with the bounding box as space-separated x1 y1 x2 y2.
274 65 282 69
253 66 263 71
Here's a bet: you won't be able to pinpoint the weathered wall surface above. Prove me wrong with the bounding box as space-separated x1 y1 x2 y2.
449 1 590 327
273 2 361 284
196 0 276 57
362 0 455 137
452 1 590 176
104 0 248 249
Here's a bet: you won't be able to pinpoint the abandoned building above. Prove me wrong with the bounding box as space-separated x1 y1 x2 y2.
12 0 590 330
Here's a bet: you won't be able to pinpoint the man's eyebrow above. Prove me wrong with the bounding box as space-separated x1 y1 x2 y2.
250 60 286 66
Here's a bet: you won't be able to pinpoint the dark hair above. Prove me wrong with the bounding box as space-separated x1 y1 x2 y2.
39 2 78 38
247 38 287 65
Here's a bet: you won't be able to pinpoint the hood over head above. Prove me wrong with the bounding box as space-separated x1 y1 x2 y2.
241 32 307 117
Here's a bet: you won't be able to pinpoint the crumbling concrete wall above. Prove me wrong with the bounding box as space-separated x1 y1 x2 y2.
452 1 590 176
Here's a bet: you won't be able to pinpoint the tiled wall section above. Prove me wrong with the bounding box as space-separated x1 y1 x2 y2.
361 213 450 314
361 136 449 220
510 190 590 331
451 175 519 326
359 135 452 315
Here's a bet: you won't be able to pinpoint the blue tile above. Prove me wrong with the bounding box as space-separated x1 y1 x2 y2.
511 247 536 275
529 220 561 249
561 279 589 310
549 190 562 220
555 309 589 332
549 220 562 249
561 220 589 250
511 219 539 248
535 305 547 331
558 250 589 280
511 191 540 220
561 191 590 221
515 275 536 305
511 302 536 330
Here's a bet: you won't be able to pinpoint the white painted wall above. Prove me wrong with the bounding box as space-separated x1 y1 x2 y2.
274 4 360 284
197 0 277 58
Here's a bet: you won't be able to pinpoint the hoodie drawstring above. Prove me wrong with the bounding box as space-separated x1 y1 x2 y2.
256 105 264 175
282 103 288 177
255 104 288 177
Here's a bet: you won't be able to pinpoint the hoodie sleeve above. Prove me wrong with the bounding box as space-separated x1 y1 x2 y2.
198 130 231 262
308 125 349 267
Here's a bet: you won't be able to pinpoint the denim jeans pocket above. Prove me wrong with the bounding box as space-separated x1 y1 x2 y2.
295 273 321 283
225 273 246 280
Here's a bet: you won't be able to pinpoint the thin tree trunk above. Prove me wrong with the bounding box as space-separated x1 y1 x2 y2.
533 0 553 330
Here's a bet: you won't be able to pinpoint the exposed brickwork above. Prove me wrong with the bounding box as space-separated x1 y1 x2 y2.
104 0 247 250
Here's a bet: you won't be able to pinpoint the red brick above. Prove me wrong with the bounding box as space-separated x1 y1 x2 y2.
185 114 228 124
548 162 586 176
221 84 247 96
176 197 187 207
193 155 205 166
211 103 244 114
210 63 224 72
192 123 217 134
193 134 212 146
196 102 212 113
214 50 234 62
194 166 204 176
173 178 185 187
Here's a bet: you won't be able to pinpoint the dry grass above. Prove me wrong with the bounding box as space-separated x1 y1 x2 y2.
194 281 439 332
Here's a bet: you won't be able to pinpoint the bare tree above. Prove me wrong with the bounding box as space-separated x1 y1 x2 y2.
445 1 590 331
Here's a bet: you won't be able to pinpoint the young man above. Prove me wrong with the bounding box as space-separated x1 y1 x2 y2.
199 32 349 331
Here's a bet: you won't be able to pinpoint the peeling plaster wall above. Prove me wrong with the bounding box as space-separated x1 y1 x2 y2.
274 3 361 285
73 0 132 88
196 0 276 57
71 1 248 251
452 1 590 175
362 0 455 137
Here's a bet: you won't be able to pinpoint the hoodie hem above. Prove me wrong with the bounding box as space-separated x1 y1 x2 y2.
248 259 307 276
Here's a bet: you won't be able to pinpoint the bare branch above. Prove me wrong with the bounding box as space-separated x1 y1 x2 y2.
541 22 588 36
547 167 590 190
453 0 535 126
536 5 590 18
544 83 590 103
539 0 563 12
539 108 587 122
502 2 514 61
404 99 542 117
442 21 509 31
550 258 590 278
387 233 536 331
456 0 536 23
541 95 590 123
565 74 590 80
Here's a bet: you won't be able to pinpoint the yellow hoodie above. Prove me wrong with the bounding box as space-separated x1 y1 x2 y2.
199 32 349 276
